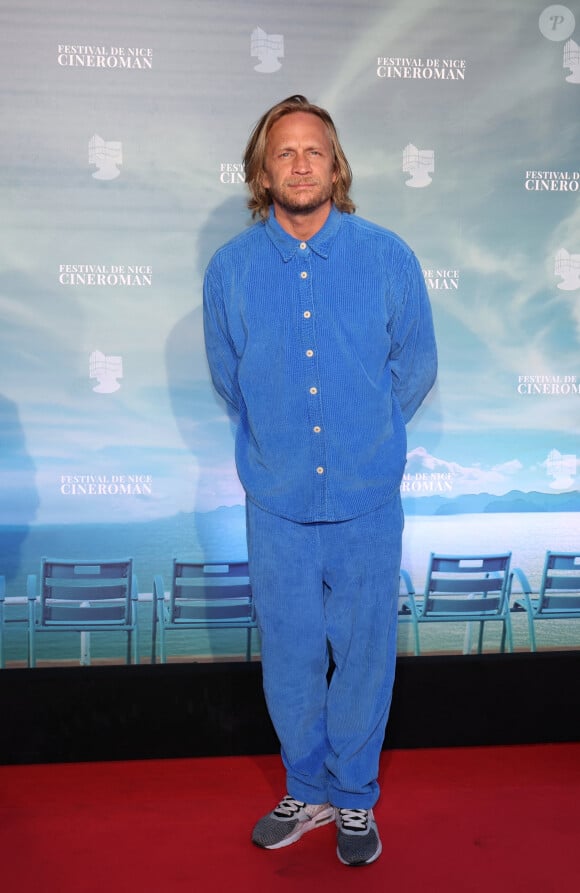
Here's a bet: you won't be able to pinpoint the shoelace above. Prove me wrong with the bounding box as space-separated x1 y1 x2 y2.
274 796 306 817
338 808 369 831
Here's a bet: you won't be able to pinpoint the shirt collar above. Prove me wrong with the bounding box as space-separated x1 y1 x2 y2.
264 204 343 261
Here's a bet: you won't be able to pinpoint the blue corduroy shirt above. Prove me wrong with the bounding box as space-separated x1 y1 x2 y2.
203 205 437 523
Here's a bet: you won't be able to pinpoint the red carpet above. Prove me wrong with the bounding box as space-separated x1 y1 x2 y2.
1 743 578 892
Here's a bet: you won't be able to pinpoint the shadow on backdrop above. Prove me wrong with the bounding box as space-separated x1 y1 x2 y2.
0 394 39 580
164 197 251 557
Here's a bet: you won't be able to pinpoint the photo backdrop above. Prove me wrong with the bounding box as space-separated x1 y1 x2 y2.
0 0 578 665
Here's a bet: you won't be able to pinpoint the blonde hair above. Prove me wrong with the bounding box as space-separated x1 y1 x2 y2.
243 95 355 219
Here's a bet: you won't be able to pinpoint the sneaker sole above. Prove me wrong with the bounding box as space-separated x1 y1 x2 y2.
257 806 335 850
337 838 383 866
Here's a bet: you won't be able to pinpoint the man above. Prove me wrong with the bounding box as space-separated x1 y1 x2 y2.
203 95 437 866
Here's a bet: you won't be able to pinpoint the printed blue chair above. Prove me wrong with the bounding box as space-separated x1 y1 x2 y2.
398 568 421 655
0 573 36 668
28 558 139 667
403 552 513 655
152 560 256 663
510 551 580 652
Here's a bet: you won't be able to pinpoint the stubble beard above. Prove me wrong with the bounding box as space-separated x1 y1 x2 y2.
268 180 334 216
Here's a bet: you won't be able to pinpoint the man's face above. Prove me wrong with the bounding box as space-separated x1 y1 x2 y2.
261 112 338 217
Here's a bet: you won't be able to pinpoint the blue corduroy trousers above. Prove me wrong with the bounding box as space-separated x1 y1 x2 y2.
246 493 403 809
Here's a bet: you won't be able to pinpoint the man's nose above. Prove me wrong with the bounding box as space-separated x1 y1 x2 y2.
292 151 312 172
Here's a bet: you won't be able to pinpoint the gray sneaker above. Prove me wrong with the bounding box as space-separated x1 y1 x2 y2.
252 794 334 849
336 808 382 866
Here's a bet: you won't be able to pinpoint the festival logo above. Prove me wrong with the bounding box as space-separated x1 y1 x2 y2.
423 268 459 290
403 144 434 188
524 169 580 191
555 248 580 290
219 163 245 184
251 27 284 72
377 57 466 80
563 38 580 82
59 265 152 286
538 6 579 84
57 45 153 68
89 350 123 393
538 5 576 41
517 375 578 395
402 447 455 494
401 472 454 494
60 474 153 496
89 134 122 180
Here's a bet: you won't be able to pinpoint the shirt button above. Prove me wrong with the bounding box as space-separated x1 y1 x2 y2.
316 467 325 475
303 310 311 318
305 349 314 357
300 271 308 279
309 387 318 395
300 242 307 250
313 426 321 433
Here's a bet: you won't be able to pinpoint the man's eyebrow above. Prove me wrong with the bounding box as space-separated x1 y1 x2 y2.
272 142 325 151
